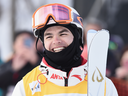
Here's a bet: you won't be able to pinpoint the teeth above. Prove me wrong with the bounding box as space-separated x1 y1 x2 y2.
53 47 65 52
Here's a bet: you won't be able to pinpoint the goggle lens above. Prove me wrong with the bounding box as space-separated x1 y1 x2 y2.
33 4 72 29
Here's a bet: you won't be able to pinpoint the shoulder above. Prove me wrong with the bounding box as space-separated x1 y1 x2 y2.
0 60 12 68
12 80 25 96
23 65 40 79
15 66 41 96
106 77 114 85
0 60 13 75
105 77 118 96
23 65 43 87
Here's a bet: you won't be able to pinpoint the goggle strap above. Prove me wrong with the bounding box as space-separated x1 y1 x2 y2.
46 16 60 26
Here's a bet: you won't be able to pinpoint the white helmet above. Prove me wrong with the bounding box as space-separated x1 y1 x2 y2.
32 3 83 47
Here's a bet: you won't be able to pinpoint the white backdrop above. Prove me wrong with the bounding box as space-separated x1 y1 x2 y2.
0 0 74 61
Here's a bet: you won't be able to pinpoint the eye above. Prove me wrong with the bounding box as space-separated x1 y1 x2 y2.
60 33 67 36
45 36 52 39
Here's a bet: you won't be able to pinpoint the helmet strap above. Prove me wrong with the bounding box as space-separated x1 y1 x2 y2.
35 31 44 58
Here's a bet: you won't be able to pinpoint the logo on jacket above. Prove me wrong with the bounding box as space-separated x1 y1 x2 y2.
50 73 63 80
29 80 41 95
71 75 82 81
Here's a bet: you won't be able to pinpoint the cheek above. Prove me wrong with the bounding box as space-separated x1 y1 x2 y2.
67 39 73 45
14 42 23 50
44 41 50 51
66 36 74 46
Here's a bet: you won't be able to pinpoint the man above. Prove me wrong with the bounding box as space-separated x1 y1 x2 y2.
12 3 118 96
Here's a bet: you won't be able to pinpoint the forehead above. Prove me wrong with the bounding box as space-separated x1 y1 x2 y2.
15 33 34 43
16 34 31 40
44 26 72 34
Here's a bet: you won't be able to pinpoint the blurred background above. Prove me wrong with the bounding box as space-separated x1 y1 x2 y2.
0 0 127 62
1 0 128 96
1 0 128 62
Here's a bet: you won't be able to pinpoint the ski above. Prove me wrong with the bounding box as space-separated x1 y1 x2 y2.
87 29 109 96
87 29 97 51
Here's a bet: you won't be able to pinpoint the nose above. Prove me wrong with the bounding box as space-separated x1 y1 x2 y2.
52 36 61 44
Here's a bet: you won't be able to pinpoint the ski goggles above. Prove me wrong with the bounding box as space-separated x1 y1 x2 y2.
32 3 83 29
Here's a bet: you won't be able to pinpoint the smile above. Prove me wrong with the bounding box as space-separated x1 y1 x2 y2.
53 47 65 52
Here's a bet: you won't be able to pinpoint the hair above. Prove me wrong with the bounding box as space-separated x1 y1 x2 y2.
13 30 35 42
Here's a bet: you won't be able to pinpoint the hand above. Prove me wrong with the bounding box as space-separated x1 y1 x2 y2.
116 67 128 79
12 54 28 72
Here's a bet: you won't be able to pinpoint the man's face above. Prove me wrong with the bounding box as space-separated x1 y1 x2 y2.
44 26 74 52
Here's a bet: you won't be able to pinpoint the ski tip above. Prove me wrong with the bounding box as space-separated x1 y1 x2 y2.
87 29 97 33
87 29 109 34
98 29 109 33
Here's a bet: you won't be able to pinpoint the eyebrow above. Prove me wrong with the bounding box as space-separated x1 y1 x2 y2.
44 32 52 37
59 29 69 34
44 29 70 37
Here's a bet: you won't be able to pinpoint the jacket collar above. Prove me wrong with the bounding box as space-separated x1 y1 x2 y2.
39 57 87 86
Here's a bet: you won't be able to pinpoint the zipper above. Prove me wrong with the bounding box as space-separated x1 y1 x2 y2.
64 68 73 86
64 77 68 86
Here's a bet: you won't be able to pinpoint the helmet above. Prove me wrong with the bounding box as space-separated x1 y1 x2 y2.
32 3 83 47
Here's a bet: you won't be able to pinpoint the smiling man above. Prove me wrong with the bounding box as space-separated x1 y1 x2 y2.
12 3 118 96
